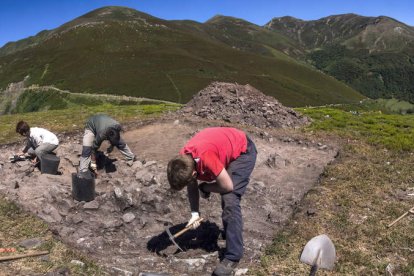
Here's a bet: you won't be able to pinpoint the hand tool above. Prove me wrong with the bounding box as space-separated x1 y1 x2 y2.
0 251 49 262
165 217 204 252
300 234 336 276
388 206 414 228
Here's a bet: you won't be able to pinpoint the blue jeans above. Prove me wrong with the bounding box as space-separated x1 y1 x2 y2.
221 136 257 262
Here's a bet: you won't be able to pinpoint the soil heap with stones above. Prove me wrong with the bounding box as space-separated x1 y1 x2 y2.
179 82 310 128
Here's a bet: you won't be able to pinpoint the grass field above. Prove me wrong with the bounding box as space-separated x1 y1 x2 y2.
256 105 414 275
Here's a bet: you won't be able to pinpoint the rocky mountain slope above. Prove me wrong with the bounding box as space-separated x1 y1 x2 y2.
265 14 414 52
265 14 414 102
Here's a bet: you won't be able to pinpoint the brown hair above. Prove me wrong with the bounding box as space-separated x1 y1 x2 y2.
167 154 196 190
16 121 30 136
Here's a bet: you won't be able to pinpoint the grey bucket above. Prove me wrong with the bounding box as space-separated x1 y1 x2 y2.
40 154 60 175
72 172 95 202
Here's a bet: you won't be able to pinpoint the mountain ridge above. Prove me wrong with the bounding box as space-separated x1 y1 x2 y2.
4 6 413 106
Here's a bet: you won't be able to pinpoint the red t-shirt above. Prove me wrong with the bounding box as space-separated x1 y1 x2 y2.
180 127 247 181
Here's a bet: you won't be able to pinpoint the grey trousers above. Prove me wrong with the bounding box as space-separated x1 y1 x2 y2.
27 143 58 160
79 129 135 172
221 136 257 262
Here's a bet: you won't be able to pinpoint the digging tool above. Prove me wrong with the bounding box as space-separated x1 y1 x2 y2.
300 234 336 276
0 251 49 262
9 154 30 163
165 217 204 252
0 248 16 253
388 206 414 228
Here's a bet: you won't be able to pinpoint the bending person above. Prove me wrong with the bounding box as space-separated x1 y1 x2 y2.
167 127 257 276
16 121 59 164
79 114 135 175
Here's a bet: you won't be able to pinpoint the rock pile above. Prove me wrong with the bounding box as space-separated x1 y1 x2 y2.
179 82 310 128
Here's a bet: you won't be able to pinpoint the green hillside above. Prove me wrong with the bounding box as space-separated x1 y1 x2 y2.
0 6 364 107
0 86 176 114
265 14 414 102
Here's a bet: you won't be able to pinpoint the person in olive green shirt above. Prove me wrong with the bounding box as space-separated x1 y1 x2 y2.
79 114 135 175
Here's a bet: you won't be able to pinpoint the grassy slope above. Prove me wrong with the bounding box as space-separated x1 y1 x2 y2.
0 9 364 107
308 45 414 103
266 14 414 103
255 104 414 275
4 86 175 114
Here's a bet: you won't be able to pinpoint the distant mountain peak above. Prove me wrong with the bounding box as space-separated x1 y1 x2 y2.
205 14 248 24
77 6 156 21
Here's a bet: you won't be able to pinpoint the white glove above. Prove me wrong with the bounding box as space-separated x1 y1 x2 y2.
90 161 97 171
186 212 201 229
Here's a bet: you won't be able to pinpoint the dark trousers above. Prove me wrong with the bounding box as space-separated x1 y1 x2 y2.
221 136 257 262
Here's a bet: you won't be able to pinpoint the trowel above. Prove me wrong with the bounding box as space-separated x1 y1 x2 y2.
165 217 204 252
300 234 336 276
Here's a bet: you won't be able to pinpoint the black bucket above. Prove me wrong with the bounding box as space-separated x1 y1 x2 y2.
40 154 60 175
72 172 95 202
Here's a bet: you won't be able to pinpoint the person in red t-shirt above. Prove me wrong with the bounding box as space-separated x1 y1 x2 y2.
167 127 257 276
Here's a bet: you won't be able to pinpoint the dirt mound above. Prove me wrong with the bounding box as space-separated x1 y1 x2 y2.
179 82 310 128
0 121 337 275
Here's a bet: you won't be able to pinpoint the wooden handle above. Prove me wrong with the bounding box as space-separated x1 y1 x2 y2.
388 211 409 227
0 248 16 253
174 218 204 238
0 251 49 262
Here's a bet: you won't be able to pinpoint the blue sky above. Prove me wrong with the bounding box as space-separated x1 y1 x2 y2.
1 0 413 47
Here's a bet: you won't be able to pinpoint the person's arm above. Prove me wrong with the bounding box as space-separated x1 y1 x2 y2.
92 135 103 153
22 139 31 154
200 151 234 194
201 168 234 194
186 179 202 228
187 179 199 213
216 168 234 192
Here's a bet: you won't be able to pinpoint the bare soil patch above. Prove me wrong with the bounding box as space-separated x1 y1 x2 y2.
0 119 337 275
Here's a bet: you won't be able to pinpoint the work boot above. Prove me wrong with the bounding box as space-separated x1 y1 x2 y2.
212 258 238 276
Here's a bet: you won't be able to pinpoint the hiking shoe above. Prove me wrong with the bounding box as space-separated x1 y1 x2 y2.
212 258 238 276
199 182 211 199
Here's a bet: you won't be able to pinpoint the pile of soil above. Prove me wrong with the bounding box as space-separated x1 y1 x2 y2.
0 122 337 275
179 82 310 128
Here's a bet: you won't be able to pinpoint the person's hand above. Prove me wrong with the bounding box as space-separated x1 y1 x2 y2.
90 161 97 171
186 212 201 229
31 157 38 164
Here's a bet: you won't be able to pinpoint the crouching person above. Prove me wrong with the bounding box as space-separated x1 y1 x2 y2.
167 127 257 276
79 114 135 176
16 121 59 164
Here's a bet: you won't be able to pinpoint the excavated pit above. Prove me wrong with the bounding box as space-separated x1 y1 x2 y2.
0 121 337 275
0 83 336 275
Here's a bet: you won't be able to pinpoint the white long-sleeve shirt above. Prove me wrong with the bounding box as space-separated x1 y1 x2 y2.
28 127 59 147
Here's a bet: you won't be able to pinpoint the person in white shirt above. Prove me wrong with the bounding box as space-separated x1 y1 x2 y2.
16 121 59 163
